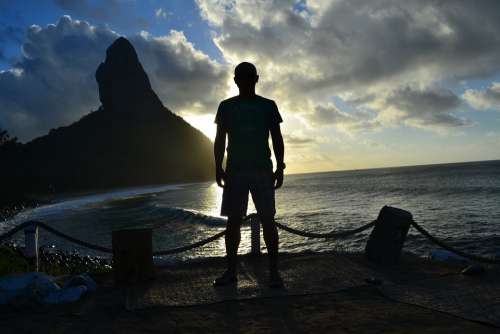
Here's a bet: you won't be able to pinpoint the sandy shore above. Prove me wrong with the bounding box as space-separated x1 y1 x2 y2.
1 252 499 333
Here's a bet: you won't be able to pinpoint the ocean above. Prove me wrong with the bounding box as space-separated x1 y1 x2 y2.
3 160 500 261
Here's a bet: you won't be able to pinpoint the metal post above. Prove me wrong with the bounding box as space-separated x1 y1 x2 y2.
250 215 261 255
24 222 39 271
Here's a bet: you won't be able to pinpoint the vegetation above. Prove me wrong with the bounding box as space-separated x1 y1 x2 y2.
0 243 111 277
0 128 33 218
0 244 29 276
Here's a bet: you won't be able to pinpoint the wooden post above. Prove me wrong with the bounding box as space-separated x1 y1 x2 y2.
24 222 39 271
365 206 412 265
250 215 261 255
112 228 154 285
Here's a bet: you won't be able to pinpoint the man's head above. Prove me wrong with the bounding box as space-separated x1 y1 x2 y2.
234 62 259 94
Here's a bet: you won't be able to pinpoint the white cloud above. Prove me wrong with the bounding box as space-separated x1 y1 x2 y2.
463 82 500 111
155 8 171 20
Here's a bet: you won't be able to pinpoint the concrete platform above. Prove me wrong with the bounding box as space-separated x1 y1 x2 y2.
125 252 500 328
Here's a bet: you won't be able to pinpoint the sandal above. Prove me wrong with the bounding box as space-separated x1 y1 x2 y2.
269 271 284 289
213 271 237 287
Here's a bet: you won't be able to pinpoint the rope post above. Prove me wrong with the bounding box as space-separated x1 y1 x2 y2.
250 215 261 255
24 222 39 271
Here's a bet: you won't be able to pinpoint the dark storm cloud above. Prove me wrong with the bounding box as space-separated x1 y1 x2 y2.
0 16 229 141
385 87 468 128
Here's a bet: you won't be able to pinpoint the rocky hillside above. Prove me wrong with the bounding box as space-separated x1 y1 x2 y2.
18 37 214 192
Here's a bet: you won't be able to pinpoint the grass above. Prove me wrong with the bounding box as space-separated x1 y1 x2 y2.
0 244 30 276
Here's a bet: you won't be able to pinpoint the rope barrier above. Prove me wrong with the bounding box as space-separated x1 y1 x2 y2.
0 221 33 243
34 221 113 253
410 220 500 265
0 220 226 256
0 214 498 264
275 219 376 239
153 230 226 256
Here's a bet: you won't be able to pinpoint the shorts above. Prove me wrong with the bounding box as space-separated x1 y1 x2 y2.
221 169 275 218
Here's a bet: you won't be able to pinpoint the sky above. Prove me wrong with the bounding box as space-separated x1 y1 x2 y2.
1 0 500 174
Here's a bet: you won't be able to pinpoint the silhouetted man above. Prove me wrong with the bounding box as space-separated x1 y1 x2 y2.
213 62 285 288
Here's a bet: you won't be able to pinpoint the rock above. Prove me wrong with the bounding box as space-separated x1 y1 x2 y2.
64 273 97 292
461 264 485 275
0 272 60 305
96 37 160 114
0 272 94 305
428 250 468 264
44 286 87 304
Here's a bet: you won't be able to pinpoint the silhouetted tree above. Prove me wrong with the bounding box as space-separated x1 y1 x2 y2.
0 128 27 213
0 128 16 146
0 129 21 156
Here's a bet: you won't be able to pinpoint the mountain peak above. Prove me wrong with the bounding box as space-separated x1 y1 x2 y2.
95 37 160 114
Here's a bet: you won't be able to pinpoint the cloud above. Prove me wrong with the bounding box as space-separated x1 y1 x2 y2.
382 87 468 128
283 133 315 146
307 104 353 126
0 16 229 141
463 82 500 111
133 30 229 115
196 0 500 131
304 103 380 133
155 8 172 20
345 86 469 130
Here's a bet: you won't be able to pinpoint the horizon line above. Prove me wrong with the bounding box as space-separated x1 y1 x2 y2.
286 158 500 177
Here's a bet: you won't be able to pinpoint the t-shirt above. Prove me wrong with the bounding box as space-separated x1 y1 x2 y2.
215 95 283 171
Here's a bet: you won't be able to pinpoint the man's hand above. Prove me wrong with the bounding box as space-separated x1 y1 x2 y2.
216 167 226 188
273 168 284 189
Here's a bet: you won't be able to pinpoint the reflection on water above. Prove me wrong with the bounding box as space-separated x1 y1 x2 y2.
1 181 259 261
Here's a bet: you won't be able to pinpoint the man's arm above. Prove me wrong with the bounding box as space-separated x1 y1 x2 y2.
214 123 227 187
270 124 285 189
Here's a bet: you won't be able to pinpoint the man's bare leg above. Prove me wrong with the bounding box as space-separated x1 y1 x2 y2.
225 215 242 275
260 215 279 275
